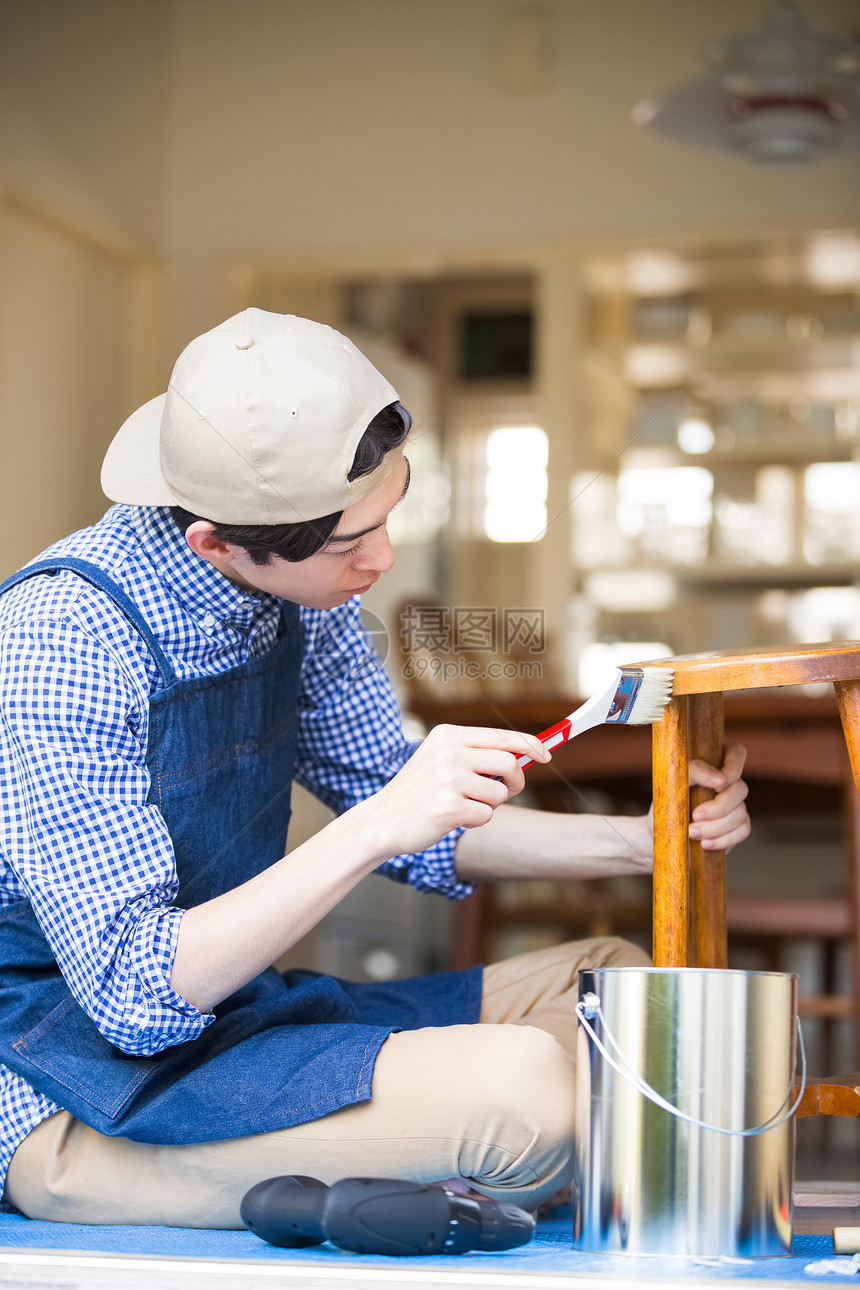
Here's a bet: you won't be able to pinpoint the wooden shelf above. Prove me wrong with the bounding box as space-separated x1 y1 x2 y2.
592 333 860 361
576 561 859 587
613 438 854 466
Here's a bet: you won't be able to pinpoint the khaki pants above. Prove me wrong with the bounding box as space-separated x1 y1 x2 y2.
4 937 648 1227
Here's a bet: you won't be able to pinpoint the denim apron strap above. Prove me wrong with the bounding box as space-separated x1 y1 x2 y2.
0 559 175 689
0 557 481 1142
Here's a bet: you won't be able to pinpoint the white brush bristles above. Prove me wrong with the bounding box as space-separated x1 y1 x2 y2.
627 666 675 724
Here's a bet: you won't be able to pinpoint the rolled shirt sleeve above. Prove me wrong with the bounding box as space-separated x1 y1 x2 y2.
295 599 474 902
0 622 212 1056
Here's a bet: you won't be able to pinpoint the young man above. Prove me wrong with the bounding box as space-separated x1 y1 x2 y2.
0 310 749 1227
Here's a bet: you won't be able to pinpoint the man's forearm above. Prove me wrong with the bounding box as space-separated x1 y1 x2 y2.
453 802 654 883
170 799 387 1013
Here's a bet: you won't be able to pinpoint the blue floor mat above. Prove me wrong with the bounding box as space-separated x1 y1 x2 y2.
0 1207 848 1284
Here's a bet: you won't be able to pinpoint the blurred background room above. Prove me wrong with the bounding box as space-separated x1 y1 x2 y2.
0 0 858 1166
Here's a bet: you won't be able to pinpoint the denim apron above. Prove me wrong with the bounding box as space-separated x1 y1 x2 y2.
0 558 480 1144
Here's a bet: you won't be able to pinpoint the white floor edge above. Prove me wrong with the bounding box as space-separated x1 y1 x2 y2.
0 1247 829 1290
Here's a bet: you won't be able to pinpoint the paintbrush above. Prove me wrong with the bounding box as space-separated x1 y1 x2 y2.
517 665 674 769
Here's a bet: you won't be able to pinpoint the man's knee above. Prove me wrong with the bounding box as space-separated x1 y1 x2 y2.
457 1025 575 1203
470 1024 575 1154
583 935 651 968
493 1024 574 1109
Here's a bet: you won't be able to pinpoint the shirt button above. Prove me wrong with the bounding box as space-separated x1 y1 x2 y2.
202 611 216 630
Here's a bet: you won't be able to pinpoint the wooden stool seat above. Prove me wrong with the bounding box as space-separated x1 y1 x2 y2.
649 642 860 695
635 640 860 1117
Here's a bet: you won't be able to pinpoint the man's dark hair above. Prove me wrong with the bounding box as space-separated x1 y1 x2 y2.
171 400 411 565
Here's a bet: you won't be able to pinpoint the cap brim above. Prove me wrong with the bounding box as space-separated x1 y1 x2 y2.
100 393 177 507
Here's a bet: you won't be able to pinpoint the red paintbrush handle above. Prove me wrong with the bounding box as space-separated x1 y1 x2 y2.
517 717 572 769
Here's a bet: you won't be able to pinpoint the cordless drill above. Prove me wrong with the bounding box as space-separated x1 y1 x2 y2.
241 1174 536 1256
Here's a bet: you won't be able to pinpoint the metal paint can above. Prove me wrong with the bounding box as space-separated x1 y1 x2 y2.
572 967 800 1257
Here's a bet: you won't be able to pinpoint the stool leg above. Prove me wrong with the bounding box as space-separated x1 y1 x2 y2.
689 692 727 969
834 678 860 1067
652 694 689 966
845 785 860 1069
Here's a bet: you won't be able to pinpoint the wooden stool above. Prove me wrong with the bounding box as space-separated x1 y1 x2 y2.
637 641 860 1119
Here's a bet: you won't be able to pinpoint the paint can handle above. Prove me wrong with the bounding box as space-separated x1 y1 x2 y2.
576 992 807 1138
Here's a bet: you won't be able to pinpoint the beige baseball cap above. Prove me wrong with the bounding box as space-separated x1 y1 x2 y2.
101 308 402 524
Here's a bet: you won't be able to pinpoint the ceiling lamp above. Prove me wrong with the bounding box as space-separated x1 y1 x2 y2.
633 1 860 164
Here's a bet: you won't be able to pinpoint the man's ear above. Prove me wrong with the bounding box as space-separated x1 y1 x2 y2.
184 521 234 564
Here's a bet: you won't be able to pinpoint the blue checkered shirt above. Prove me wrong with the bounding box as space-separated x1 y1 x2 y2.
0 505 469 1193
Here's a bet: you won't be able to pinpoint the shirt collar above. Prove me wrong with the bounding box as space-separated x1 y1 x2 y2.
128 506 280 629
